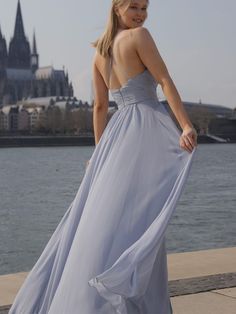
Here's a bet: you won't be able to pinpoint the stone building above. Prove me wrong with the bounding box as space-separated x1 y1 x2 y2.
0 0 73 105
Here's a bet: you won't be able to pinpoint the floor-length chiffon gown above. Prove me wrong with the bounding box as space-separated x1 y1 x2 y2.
9 58 197 313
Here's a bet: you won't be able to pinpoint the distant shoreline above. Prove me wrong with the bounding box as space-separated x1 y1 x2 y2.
0 135 234 148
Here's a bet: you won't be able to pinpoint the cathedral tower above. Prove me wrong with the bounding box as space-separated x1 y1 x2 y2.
0 26 7 104
8 0 31 69
0 26 8 69
0 1 73 105
31 31 39 73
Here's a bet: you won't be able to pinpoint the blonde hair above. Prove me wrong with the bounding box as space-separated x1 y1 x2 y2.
92 0 145 58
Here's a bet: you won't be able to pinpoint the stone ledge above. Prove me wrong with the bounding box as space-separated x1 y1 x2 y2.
0 306 10 314
169 272 236 297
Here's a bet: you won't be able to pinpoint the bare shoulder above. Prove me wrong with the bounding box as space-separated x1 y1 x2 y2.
114 28 134 44
129 27 157 55
129 27 170 86
131 26 153 41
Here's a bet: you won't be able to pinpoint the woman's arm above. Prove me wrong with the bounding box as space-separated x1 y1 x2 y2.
134 27 197 152
92 54 109 146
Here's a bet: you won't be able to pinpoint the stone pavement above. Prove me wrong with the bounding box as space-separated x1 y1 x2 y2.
0 246 236 313
167 246 236 313
171 287 236 314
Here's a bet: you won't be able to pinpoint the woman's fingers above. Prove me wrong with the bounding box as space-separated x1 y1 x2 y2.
180 137 192 153
179 129 198 153
190 133 197 146
184 134 194 148
181 128 197 150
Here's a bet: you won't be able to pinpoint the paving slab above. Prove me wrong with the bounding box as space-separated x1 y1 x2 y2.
0 272 27 307
171 287 236 314
167 246 236 280
212 286 236 299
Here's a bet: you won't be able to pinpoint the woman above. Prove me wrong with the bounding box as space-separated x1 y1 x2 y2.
9 0 197 313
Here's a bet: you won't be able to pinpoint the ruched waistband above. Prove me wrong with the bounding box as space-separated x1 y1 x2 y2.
112 90 159 111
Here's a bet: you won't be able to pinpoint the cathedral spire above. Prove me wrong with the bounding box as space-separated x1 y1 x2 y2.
0 24 8 69
8 0 31 69
13 0 25 39
31 30 39 72
0 24 5 40
32 30 37 54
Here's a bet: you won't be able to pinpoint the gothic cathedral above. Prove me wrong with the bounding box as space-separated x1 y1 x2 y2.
0 0 73 105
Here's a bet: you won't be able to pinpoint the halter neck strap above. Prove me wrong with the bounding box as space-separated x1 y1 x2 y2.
108 53 113 90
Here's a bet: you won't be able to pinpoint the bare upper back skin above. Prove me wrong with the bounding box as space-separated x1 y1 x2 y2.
95 27 147 90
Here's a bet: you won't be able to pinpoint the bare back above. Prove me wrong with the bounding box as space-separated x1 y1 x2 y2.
95 28 146 91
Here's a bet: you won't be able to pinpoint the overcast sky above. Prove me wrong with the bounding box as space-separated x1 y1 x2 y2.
0 0 235 108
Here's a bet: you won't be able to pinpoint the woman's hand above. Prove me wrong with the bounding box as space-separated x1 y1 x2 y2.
179 126 198 153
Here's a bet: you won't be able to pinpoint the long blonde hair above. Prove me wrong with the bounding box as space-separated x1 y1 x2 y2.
91 0 132 58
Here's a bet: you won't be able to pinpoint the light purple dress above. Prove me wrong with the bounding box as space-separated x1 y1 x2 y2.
9 67 197 313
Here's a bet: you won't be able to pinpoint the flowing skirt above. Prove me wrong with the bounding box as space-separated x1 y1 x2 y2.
9 100 197 314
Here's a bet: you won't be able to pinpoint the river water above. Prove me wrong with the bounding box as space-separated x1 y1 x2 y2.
0 144 235 275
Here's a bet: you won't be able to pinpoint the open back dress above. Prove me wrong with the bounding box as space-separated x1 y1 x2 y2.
9 54 197 314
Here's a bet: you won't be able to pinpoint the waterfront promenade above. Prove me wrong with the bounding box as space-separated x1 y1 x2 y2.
0 246 235 313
